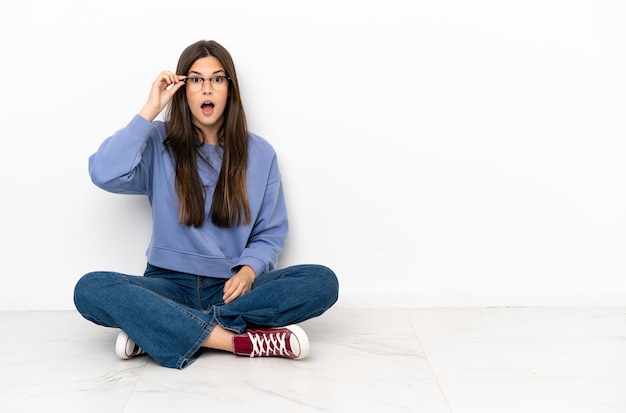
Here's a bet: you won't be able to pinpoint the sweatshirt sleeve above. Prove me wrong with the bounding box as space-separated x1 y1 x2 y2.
88 115 158 194
235 153 289 276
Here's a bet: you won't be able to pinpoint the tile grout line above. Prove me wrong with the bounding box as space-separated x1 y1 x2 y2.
404 309 454 413
120 342 150 413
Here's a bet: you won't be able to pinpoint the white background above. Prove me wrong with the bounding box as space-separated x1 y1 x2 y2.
0 0 624 310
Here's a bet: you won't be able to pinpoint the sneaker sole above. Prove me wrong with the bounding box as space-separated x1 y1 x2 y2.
115 330 134 360
285 324 310 360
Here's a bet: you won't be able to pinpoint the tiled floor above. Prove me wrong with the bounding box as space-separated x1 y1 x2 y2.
1 306 625 412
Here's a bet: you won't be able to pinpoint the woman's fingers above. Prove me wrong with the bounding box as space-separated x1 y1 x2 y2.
140 71 186 121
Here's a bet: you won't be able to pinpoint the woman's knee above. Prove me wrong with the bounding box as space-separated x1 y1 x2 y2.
74 271 133 326
304 264 339 305
319 265 339 289
325 266 340 304
74 272 124 310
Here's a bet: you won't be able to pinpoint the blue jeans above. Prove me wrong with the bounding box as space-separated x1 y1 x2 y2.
74 264 339 369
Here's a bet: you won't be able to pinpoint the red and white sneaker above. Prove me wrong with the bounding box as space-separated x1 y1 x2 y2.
232 325 310 360
115 330 146 360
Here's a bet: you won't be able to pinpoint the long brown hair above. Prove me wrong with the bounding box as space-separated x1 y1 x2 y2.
164 40 250 228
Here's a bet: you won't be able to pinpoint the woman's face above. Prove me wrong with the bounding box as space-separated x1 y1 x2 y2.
185 56 229 144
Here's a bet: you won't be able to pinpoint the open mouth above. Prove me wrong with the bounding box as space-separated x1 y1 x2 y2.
201 101 214 115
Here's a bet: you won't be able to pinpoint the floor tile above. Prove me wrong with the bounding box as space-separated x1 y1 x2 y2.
125 362 449 413
1 307 624 413
438 377 626 413
407 307 626 339
0 311 145 413
419 336 626 378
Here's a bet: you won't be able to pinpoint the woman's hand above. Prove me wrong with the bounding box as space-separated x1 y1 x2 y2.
138 71 186 122
223 266 256 304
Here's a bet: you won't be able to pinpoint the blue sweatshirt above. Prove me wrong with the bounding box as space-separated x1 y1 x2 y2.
89 115 288 279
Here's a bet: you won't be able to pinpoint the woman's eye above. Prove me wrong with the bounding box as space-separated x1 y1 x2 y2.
214 77 224 83
189 77 202 84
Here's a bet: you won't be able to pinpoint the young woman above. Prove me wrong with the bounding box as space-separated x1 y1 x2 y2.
74 40 339 369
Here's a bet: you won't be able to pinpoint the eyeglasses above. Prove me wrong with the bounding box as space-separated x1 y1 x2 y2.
185 76 231 92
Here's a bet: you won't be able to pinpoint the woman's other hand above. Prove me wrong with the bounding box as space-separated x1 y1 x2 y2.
223 266 256 304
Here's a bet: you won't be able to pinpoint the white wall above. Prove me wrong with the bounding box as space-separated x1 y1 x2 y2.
1 0 625 310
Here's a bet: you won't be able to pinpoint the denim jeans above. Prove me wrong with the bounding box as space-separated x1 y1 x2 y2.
74 264 339 369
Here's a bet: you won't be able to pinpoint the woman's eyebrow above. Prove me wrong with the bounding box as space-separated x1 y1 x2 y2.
188 69 226 76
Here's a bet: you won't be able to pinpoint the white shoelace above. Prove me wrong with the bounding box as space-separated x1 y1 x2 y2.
248 331 290 357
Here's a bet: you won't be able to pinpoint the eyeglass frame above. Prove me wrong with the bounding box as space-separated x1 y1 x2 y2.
184 75 231 91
